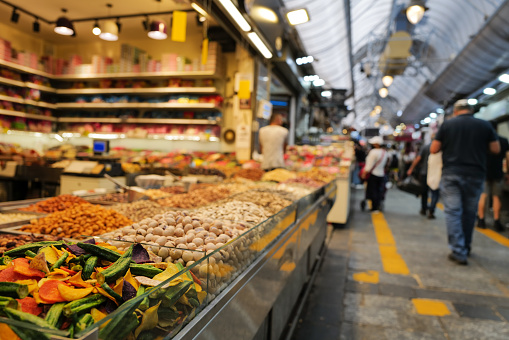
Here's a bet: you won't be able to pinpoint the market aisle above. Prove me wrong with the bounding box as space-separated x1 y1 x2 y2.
292 188 509 340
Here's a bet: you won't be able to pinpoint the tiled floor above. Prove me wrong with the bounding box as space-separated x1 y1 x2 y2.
292 188 509 340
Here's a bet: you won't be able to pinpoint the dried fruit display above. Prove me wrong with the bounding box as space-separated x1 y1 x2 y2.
233 168 264 181
0 234 60 256
261 169 297 183
157 187 231 209
111 201 169 223
20 195 88 213
229 191 292 215
21 204 133 238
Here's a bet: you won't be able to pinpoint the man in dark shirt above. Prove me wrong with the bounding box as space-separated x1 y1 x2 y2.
407 143 439 219
477 123 509 231
431 99 500 265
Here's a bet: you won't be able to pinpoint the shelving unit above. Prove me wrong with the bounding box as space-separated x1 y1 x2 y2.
56 87 217 95
0 95 56 109
56 102 219 110
0 109 57 121
0 76 25 87
52 70 218 81
57 117 218 124
25 83 56 93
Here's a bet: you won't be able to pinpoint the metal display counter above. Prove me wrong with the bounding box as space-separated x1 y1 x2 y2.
175 184 335 340
327 163 353 227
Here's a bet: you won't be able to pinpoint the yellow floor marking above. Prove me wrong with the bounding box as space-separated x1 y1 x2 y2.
371 212 410 275
412 298 451 316
352 270 379 284
476 228 509 248
437 202 444 211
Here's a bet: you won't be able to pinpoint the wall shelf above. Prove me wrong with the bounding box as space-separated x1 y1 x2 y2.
0 59 52 78
0 109 57 122
0 95 57 109
0 76 25 88
57 117 218 125
56 102 219 110
52 70 218 81
25 83 56 93
56 87 217 95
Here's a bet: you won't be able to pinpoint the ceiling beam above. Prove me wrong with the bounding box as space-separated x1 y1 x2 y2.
343 0 355 106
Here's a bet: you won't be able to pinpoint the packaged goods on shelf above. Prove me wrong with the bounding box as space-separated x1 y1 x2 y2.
19 194 88 213
21 203 133 238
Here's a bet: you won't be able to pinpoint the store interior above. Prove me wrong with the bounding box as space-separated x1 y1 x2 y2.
0 0 507 339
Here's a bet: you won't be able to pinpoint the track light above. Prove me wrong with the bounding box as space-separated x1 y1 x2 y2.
99 20 118 41
10 8 19 23
33 18 40 33
148 20 167 40
382 75 393 87
92 20 101 35
142 16 149 31
379 87 389 98
116 18 122 33
406 0 428 25
286 8 310 25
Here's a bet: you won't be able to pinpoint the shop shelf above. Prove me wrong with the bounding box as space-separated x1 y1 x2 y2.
57 117 218 125
25 82 56 93
56 87 218 95
0 58 53 78
53 70 218 81
0 109 57 121
0 76 25 88
0 95 56 109
0 94 24 104
56 102 219 110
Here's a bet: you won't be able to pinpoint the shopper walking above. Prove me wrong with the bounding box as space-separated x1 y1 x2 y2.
259 113 288 171
361 136 388 213
407 142 440 219
352 139 367 188
477 122 509 231
431 99 500 265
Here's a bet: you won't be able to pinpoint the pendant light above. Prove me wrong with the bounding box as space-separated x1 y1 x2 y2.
148 20 168 40
92 20 101 35
406 0 428 25
99 20 118 41
382 75 393 87
54 9 74 36
379 87 389 98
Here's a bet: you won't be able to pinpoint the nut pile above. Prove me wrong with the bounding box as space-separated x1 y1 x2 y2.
0 213 38 224
300 169 336 183
157 187 231 209
0 234 60 256
103 210 258 295
250 188 298 202
261 169 297 183
20 194 88 213
21 203 133 238
111 200 169 222
230 191 292 215
233 168 264 181
283 177 325 188
159 186 186 195
195 200 269 224
276 184 313 198
93 192 130 203
143 189 171 200
220 182 257 195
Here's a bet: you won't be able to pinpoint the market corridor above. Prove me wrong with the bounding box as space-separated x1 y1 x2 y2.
293 189 509 340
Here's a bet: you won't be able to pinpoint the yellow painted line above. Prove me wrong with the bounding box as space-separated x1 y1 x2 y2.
437 202 444 211
352 270 379 284
412 298 450 316
476 228 509 248
371 212 410 275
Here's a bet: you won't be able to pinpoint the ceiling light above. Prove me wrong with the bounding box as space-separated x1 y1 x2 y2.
379 87 389 98
191 2 209 17
436 108 444 114
429 112 437 118
10 8 19 23
321 90 332 98
54 16 74 36
33 18 40 33
148 20 167 40
99 20 118 41
374 105 382 113
483 88 496 95
296 56 314 65
304 75 318 82
142 16 149 31
374 122 380 128
467 98 478 105
217 0 251 32
313 79 325 86
252 7 278 23
382 75 393 87
406 0 428 25
397 110 403 117
286 8 310 25
247 32 272 59
499 74 509 84
423 117 431 124
92 20 101 35
414 124 420 129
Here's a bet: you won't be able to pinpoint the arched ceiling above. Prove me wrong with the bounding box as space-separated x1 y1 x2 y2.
282 0 507 127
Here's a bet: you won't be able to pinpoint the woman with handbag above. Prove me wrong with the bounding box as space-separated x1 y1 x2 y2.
360 136 388 212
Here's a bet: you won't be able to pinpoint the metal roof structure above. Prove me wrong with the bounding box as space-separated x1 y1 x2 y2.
282 0 508 126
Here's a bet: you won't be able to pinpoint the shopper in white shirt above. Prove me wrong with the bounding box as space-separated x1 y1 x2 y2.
361 136 388 212
259 113 288 170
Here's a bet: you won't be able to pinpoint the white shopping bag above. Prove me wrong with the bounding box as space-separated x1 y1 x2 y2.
427 152 442 190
